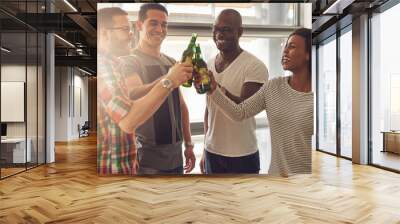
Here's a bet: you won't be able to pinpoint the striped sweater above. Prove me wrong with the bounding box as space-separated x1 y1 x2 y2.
210 76 314 176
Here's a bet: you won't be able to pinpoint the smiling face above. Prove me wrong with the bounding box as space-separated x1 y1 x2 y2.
281 34 310 72
212 11 242 53
136 9 168 48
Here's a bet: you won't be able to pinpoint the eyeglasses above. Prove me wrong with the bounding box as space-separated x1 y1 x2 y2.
107 26 132 33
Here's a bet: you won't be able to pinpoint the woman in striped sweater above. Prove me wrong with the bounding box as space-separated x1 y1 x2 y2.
208 28 313 177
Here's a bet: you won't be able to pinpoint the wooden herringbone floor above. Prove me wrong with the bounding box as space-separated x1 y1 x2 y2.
1 135 400 223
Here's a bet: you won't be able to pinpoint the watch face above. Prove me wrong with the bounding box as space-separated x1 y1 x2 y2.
162 79 173 89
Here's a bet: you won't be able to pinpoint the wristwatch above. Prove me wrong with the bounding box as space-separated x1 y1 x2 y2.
160 78 174 91
184 142 194 148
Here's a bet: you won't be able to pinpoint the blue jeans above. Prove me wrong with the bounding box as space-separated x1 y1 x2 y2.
137 165 184 175
204 150 260 174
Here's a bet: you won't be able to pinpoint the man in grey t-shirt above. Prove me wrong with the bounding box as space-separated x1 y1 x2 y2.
120 3 196 174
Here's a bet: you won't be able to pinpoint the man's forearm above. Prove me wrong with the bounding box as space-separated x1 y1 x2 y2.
224 82 264 104
119 82 170 133
129 76 164 100
224 90 243 104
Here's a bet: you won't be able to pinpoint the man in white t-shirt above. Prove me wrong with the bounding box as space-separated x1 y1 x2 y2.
200 9 268 174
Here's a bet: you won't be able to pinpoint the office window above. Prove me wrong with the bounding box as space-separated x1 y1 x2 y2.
371 3 400 171
102 3 299 27
0 1 46 179
317 36 337 155
312 45 317 151
340 28 352 158
161 35 286 123
1 32 28 177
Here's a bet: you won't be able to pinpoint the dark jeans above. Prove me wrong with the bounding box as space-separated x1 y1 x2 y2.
204 150 260 174
137 165 184 175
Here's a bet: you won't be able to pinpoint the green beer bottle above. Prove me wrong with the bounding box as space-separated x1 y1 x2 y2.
193 44 211 94
181 33 197 87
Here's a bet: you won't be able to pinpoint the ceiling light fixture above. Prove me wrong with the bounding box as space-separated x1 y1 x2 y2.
63 0 78 12
1 47 11 53
76 48 86 55
78 67 93 76
323 0 354 15
54 34 75 48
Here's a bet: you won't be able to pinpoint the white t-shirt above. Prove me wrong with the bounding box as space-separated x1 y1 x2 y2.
205 50 269 157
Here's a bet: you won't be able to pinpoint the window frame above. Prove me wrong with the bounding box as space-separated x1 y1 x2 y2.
315 23 353 161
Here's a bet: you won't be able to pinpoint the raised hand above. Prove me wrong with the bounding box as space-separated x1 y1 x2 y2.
166 62 193 88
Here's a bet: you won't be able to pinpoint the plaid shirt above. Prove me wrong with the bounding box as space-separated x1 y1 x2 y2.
97 54 136 175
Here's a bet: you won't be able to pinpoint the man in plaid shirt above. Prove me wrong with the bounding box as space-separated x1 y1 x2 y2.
97 7 193 175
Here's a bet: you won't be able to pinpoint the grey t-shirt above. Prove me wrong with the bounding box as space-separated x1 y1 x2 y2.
120 49 183 170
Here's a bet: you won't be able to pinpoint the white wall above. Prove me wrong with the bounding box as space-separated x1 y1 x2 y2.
55 66 69 141
72 73 89 138
54 67 89 141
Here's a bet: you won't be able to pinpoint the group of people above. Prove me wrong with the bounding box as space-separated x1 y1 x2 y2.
97 3 313 177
